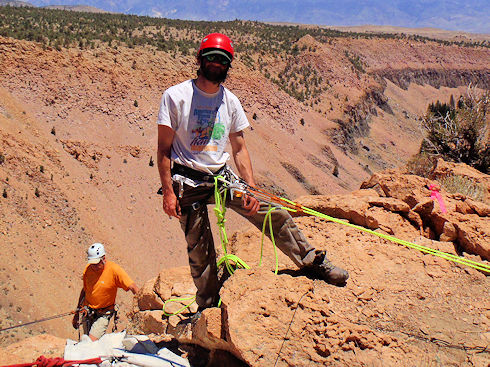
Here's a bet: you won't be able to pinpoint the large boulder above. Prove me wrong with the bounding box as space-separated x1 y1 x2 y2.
219 269 403 366
131 266 199 337
359 169 490 260
137 277 164 311
360 171 432 207
293 192 420 240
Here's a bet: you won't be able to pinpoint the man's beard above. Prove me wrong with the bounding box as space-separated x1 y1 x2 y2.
200 59 229 83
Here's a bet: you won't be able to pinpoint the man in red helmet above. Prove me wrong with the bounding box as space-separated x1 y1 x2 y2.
156 33 348 311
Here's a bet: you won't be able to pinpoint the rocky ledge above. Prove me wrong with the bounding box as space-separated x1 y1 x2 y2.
129 160 489 367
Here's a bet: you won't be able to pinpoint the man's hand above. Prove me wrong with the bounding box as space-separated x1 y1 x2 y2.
72 313 80 329
242 193 260 216
162 189 181 219
129 283 140 295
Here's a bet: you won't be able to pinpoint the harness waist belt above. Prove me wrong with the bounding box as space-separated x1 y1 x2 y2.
172 163 225 183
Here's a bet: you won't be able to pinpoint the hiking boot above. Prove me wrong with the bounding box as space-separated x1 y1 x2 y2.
305 250 349 286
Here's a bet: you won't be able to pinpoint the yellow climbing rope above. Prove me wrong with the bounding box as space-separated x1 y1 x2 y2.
260 205 280 274
268 195 490 273
163 175 489 317
214 176 251 275
163 296 196 317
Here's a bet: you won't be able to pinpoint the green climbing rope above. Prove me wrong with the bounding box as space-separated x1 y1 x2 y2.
162 296 196 317
162 175 489 318
278 197 490 273
214 176 250 275
260 205 280 274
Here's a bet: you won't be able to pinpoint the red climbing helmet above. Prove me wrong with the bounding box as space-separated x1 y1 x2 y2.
198 33 234 62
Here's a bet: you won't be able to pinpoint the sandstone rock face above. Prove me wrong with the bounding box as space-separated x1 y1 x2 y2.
361 169 490 261
137 277 164 311
455 216 490 260
465 198 490 217
128 166 489 367
219 269 404 366
154 266 196 302
361 171 431 207
130 267 199 338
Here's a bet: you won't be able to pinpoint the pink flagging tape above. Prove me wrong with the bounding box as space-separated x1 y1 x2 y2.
429 184 447 213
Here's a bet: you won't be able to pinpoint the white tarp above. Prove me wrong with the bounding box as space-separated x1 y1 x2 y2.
64 331 191 367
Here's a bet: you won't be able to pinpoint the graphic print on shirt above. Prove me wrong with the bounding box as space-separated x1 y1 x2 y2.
190 107 226 153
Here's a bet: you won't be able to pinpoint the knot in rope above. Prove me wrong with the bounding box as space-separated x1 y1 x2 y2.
213 206 226 226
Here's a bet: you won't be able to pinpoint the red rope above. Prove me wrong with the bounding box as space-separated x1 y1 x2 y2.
1 355 103 367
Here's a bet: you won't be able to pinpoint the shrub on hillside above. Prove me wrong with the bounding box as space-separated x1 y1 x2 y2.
411 87 489 175
406 153 438 178
440 174 486 202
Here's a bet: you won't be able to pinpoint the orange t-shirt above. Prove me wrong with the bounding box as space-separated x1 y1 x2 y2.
83 260 134 309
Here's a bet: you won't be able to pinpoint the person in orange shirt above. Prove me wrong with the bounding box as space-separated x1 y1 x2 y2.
72 243 139 340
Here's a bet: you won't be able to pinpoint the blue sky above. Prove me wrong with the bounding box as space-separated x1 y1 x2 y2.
28 0 490 34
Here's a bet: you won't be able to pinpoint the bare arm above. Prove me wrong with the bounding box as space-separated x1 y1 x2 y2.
157 125 181 218
72 288 85 329
128 283 140 295
229 130 256 186
230 131 259 216
74 288 85 310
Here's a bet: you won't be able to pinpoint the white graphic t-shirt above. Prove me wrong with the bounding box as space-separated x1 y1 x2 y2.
157 79 250 173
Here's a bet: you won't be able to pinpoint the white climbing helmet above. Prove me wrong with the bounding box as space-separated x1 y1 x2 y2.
87 243 106 264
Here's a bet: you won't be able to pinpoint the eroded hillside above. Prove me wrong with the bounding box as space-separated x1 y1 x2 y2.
0 13 489 350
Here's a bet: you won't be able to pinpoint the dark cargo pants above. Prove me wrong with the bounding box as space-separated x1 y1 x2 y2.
175 183 317 308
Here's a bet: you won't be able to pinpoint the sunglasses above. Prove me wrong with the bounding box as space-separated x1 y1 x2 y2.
204 54 230 65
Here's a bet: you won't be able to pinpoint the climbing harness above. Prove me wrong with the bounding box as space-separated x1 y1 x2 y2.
79 304 118 335
0 307 87 333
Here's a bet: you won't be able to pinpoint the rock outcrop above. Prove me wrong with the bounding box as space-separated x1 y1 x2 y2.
130 165 489 366
375 68 490 90
360 166 489 260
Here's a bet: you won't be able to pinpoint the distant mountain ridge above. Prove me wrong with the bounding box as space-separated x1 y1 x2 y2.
0 0 109 13
0 0 32 7
17 0 490 34
43 4 109 13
